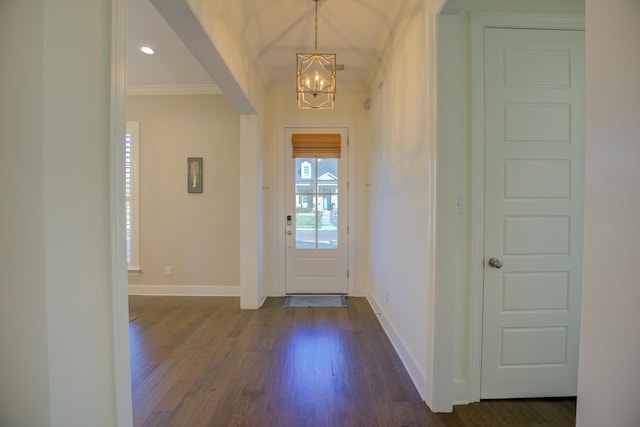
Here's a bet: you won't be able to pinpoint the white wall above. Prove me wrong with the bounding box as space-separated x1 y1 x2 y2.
366 2 436 403
185 0 269 309
0 2 50 426
126 95 241 296
0 0 118 426
185 0 258 111
150 0 266 308
262 89 371 297
577 1 640 426
240 113 265 308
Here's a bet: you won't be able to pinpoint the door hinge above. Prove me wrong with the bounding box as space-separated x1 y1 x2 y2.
347 225 349 234
347 269 349 279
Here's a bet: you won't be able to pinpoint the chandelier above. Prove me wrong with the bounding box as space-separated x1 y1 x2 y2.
296 0 336 109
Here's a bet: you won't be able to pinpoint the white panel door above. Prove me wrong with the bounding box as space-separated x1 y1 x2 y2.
481 28 585 398
285 128 348 294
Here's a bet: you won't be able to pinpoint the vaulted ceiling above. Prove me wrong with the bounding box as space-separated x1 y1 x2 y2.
127 0 422 91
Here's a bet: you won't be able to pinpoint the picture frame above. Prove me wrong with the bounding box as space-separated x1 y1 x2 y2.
187 157 203 193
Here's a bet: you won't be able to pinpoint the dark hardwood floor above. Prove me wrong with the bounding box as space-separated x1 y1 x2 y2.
129 296 576 427
436 398 576 427
129 296 440 427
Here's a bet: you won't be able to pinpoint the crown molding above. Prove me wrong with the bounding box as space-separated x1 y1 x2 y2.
126 83 222 96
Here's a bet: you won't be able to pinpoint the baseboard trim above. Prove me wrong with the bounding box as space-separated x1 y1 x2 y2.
453 380 470 406
128 284 240 296
366 292 428 401
351 285 369 297
263 286 283 297
259 295 268 308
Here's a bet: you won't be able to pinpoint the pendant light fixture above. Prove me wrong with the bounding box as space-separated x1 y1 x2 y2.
296 0 336 109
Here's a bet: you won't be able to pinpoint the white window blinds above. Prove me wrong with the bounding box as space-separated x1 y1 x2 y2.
125 122 140 272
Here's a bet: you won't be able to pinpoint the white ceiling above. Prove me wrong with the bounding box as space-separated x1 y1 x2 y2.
127 0 422 90
127 0 213 86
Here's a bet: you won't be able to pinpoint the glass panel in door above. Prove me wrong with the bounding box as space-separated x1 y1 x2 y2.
295 158 338 249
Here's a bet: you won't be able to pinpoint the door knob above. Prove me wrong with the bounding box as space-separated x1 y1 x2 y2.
488 257 503 269
287 230 293 235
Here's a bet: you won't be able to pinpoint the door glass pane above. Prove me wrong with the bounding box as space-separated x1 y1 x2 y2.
296 199 316 248
295 157 338 249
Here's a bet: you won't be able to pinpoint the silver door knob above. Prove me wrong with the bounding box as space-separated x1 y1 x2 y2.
488 257 503 269
287 230 293 235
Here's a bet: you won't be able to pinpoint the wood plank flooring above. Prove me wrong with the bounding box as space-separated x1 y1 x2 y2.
129 296 576 427
436 398 576 427
129 296 440 427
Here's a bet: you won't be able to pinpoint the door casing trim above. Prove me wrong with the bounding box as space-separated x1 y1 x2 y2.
109 0 134 424
469 12 585 403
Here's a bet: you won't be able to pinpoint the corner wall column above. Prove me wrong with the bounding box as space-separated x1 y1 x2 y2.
240 114 263 309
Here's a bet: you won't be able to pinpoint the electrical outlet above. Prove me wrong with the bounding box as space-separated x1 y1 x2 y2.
164 266 172 276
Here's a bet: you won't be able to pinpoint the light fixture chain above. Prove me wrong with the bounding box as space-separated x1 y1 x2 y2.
314 0 318 52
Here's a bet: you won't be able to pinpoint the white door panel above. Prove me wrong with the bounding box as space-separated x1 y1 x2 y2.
285 128 348 294
504 159 571 199
481 28 585 398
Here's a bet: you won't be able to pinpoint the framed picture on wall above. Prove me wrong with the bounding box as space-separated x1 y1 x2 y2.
187 157 203 193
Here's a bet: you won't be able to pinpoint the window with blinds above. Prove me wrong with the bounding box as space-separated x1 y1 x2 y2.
126 122 140 273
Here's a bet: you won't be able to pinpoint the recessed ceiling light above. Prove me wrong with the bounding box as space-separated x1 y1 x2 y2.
139 46 155 55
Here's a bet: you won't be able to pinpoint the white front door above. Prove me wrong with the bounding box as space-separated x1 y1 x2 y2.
481 28 585 398
285 127 348 294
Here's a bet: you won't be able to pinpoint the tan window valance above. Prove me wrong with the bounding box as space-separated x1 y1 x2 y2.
292 134 341 158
